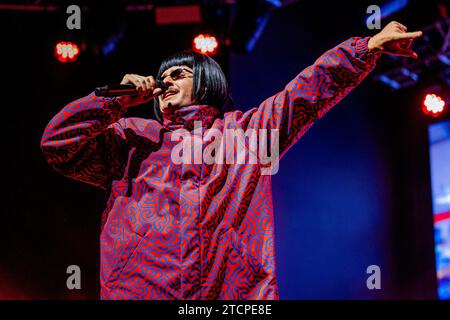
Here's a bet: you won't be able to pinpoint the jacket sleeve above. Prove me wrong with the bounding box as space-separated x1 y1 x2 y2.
249 36 381 159
40 92 127 189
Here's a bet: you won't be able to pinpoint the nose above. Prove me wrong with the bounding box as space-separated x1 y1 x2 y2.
162 79 175 93
162 76 174 88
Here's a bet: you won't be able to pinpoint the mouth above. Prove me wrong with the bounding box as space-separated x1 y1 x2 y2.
163 90 178 100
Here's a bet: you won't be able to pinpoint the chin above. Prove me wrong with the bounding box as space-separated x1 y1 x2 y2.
160 101 179 114
160 98 193 113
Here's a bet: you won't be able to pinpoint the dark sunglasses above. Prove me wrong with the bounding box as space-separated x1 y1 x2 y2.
159 67 193 82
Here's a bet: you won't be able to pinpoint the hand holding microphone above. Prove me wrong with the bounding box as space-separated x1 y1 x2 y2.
96 74 167 109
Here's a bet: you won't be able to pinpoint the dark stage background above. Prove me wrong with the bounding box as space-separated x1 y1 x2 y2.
1 0 445 299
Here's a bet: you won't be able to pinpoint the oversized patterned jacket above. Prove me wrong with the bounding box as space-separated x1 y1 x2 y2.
41 37 380 299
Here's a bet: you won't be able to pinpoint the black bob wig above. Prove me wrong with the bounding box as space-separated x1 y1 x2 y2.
153 51 234 122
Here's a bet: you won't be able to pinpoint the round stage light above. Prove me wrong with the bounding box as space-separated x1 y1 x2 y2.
423 93 446 117
193 34 218 55
55 42 80 63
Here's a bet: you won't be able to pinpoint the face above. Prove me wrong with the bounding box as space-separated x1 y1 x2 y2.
158 65 194 114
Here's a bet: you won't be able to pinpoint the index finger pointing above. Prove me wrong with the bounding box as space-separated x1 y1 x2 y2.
395 31 423 40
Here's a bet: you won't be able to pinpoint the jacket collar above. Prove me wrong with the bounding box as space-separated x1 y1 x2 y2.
162 104 220 131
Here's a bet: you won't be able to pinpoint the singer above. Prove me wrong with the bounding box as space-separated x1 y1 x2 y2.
41 22 422 300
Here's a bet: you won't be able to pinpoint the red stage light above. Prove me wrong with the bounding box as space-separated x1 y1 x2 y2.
193 34 218 55
423 94 446 116
55 42 80 63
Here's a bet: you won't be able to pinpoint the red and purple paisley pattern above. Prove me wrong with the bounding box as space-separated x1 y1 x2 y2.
41 37 379 299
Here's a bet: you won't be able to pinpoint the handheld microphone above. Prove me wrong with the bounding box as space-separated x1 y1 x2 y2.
95 80 168 97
